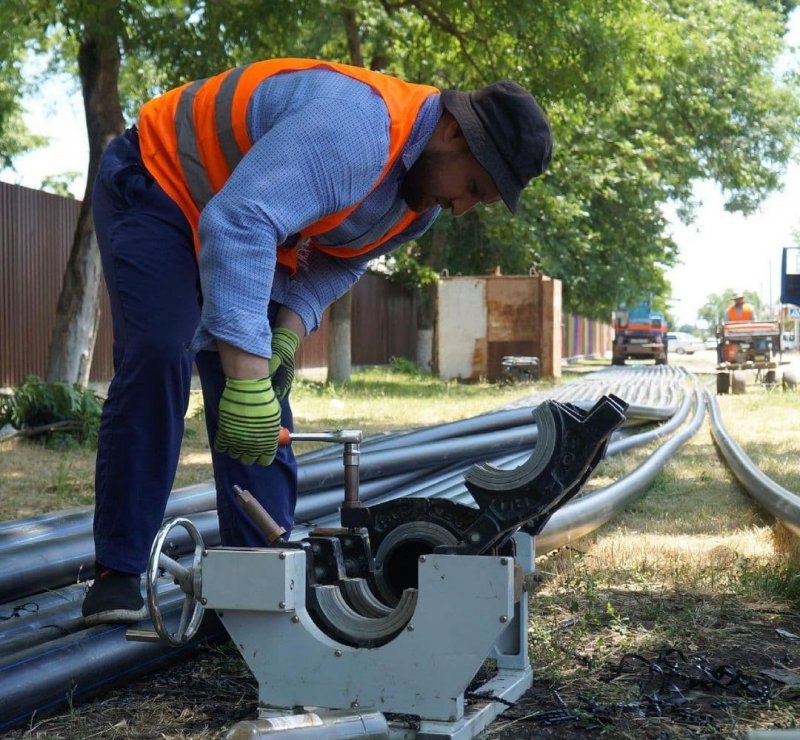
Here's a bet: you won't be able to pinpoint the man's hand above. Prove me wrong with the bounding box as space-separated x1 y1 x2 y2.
268 328 300 401
215 377 281 466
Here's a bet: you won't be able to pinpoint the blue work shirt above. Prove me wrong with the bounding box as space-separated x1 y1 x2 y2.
191 68 442 357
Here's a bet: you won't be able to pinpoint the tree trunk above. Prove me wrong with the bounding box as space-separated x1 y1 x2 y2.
415 226 447 372
327 292 352 384
341 7 364 68
426 224 448 272
45 3 124 385
324 7 366 385
415 284 436 372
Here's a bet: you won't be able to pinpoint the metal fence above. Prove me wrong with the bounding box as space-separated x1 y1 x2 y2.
1 182 608 387
563 313 613 360
0 183 416 386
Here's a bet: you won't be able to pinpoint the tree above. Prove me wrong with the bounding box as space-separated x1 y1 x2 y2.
2 0 797 382
386 0 800 318
44 0 126 385
698 289 763 326
326 3 366 385
0 0 322 385
0 5 47 168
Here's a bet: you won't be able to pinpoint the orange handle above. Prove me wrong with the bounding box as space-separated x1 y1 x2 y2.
279 427 291 446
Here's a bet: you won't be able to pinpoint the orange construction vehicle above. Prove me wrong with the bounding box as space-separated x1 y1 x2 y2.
612 302 668 366
715 319 781 394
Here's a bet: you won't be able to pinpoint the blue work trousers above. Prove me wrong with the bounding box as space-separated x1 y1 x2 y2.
92 128 297 574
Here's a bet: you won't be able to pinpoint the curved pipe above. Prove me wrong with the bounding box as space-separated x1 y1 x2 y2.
534 384 704 553
603 385 690 456
706 389 800 537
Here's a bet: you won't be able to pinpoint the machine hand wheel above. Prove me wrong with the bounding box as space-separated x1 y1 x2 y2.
145 517 206 646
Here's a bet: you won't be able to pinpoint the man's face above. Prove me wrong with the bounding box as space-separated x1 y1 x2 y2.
402 149 501 216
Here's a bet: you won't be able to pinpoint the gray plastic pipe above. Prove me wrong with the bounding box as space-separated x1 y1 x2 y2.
0 465 452 603
1 420 539 590
2 395 685 609
706 388 800 537
297 396 694 537
0 413 668 641
0 375 692 730
0 422 538 554
0 510 224 603
0 609 225 732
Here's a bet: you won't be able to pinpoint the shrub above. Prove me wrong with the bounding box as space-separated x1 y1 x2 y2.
0 375 103 448
388 356 419 375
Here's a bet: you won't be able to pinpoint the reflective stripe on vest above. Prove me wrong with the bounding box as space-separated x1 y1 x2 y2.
138 58 438 271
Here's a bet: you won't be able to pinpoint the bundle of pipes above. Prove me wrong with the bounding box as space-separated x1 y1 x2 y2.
1 398 671 603
0 368 699 731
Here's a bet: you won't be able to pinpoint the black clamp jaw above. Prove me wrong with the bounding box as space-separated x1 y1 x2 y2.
434 394 628 554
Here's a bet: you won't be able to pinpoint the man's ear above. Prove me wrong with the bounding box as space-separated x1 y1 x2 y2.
441 112 465 143
427 111 468 153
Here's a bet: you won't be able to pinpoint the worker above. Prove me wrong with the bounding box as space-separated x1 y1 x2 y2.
81 58 553 624
725 291 755 322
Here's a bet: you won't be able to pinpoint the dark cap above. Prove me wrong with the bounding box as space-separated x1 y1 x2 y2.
441 81 552 213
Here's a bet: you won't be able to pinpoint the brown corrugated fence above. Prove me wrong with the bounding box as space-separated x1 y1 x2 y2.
1 183 416 387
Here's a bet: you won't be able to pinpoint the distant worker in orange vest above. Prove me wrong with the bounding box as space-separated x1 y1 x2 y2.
81 58 553 625
725 291 755 322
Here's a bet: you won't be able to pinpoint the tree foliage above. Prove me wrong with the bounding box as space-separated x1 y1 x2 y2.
698 288 764 326
0 4 49 168
0 0 797 328
402 0 800 317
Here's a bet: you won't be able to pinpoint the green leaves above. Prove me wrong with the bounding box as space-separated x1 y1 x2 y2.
406 0 799 320
1 0 796 323
0 375 103 447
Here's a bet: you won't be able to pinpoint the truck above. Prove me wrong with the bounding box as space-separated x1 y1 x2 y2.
715 320 782 394
612 303 668 366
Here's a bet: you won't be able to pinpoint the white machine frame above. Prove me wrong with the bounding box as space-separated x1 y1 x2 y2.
132 524 535 740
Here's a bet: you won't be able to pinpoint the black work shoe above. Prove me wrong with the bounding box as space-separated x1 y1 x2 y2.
82 565 147 625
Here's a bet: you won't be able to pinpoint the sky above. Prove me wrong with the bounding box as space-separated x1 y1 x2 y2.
1 10 799 328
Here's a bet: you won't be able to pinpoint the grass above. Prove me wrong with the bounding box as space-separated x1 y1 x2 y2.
501 377 800 738
4 359 800 738
0 366 550 521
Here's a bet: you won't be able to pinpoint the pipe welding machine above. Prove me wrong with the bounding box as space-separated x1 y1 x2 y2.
128 395 627 739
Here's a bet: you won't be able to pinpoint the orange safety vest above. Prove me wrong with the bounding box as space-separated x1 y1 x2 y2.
138 58 439 272
725 303 754 322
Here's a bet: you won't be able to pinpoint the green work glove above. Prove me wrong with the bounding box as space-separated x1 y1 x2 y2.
268 328 300 401
215 377 281 466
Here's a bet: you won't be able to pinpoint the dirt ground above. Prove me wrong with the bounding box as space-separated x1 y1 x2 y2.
6 585 800 739
488 593 800 739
